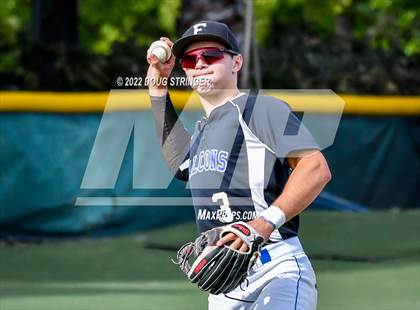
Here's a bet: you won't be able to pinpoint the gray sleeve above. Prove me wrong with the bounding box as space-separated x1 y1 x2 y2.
249 95 319 159
150 93 190 180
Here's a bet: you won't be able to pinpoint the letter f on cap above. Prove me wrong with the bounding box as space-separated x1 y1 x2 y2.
193 23 207 34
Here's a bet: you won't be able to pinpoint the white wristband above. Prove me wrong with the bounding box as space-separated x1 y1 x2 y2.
259 205 286 229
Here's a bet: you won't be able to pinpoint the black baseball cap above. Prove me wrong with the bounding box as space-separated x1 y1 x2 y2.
172 21 240 58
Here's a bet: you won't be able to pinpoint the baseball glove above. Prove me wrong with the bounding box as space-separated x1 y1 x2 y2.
172 221 264 295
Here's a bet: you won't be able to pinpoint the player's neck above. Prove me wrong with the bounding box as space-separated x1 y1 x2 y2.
199 88 240 117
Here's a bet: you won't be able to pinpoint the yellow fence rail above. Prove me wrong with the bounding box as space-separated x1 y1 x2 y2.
0 91 419 115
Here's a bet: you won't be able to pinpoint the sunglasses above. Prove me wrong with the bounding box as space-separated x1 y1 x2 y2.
179 47 239 69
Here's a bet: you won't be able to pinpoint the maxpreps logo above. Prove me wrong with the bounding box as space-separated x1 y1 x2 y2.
75 89 344 208
197 209 257 221
189 149 228 177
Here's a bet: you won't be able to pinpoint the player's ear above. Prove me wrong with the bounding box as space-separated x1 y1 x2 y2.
232 54 243 73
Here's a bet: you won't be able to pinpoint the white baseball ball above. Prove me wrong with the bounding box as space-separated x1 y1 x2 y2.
147 40 171 63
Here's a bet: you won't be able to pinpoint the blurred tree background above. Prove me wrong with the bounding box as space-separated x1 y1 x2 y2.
0 0 418 93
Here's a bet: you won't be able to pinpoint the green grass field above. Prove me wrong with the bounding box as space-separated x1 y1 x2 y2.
1 211 419 310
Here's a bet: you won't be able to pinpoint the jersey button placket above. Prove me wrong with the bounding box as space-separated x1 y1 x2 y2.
201 125 208 148
199 117 207 148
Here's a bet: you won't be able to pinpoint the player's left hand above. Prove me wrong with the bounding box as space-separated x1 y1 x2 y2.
216 218 274 252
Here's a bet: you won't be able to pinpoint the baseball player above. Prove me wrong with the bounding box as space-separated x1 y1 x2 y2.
147 21 331 310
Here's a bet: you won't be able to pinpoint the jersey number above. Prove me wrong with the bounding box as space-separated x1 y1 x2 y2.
212 192 234 223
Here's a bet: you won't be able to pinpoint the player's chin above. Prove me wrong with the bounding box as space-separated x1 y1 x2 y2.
192 80 215 94
194 85 214 94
